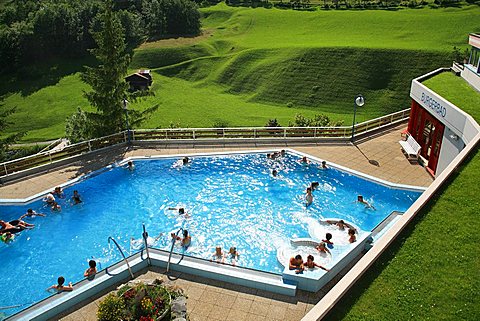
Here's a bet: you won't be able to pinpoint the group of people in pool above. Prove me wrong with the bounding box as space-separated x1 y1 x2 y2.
1 187 83 244
46 260 98 293
43 186 83 212
289 223 358 274
210 246 240 266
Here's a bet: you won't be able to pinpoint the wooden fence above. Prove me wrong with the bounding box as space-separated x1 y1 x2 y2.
0 109 409 178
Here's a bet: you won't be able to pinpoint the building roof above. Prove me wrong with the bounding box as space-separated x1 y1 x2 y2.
422 71 480 121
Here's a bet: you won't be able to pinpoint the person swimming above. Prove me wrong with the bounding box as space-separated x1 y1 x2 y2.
20 209 46 220
316 241 331 254
52 187 65 199
305 187 313 206
310 182 320 191
211 246 225 263
84 260 97 278
304 255 329 271
44 193 55 205
171 229 191 248
289 255 304 274
321 161 328 169
72 190 82 204
0 232 14 244
226 247 239 266
127 161 135 171
47 276 73 292
348 228 357 243
356 195 376 210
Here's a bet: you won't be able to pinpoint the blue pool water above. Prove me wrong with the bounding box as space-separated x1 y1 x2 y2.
0 152 421 316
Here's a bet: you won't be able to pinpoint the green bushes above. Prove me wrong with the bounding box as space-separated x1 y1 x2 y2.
97 281 183 321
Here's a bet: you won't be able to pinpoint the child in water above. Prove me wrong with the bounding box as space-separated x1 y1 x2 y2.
84 260 97 277
348 228 357 243
304 255 329 271
211 246 225 263
47 276 73 292
305 187 313 206
226 247 240 266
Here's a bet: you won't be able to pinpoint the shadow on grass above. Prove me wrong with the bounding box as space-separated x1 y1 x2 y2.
0 55 96 98
322 146 477 321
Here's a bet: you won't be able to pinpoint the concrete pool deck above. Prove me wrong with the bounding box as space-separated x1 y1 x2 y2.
0 124 433 200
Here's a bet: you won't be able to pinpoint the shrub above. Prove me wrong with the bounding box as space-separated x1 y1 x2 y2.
97 281 178 321
265 118 281 127
97 293 127 321
286 102 294 108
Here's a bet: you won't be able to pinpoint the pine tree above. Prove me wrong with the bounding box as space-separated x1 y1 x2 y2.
80 0 156 138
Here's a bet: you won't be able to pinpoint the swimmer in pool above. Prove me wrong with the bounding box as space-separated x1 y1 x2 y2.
226 247 239 266
315 241 331 254
289 255 304 274
171 230 191 248
310 182 320 191
272 169 278 177
0 232 14 243
304 255 329 271
211 246 225 263
52 187 65 198
299 156 310 165
348 228 357 243
0 220 24 234
127 161 135 171
47 276 73 292
356 195 376 210
72 190 82 205
84 260 97 278
336 220 346 230
51 201 61 212
321 161 328 169
305 187 313 207
322 233 333 245
20 209 46 219
44 193 55 205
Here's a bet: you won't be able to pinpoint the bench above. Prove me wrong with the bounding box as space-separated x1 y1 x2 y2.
399 135 421 162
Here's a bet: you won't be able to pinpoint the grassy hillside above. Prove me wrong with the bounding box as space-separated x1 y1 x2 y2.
1 4 479 141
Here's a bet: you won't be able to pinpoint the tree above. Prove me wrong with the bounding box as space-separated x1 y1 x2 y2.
80 0 157 138
0 107 25 161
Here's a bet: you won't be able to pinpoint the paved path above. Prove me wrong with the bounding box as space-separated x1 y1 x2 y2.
0 124 432 200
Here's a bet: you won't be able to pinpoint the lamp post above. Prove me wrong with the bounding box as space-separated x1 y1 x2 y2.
351 94 365 141
123 98 131 144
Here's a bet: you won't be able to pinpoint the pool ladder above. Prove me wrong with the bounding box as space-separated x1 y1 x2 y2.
166 227 183 273
108 236 134 279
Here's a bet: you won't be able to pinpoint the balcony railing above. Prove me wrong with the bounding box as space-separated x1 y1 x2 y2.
0 109 409 178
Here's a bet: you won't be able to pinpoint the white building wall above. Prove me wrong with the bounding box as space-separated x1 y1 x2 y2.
437 128 465 174
461 66 480 92
410 70 480 176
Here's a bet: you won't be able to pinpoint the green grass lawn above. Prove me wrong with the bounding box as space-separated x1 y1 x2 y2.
324 74 480 320
1 4 479 141
422 71 480 118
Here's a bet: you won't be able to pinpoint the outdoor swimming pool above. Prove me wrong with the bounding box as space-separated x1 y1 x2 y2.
0 151 422 317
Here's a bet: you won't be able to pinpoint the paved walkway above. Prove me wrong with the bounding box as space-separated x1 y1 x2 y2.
0 125 432 200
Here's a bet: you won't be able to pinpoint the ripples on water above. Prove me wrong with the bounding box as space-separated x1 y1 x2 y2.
0 152 421 315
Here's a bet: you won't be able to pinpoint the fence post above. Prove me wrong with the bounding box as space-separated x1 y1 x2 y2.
132 130 135 142
4 163 7 175
88 140 92 152
223 128 225 138
48 152 52 164
193 130 196 140
284 128 287 138
254 128 256 138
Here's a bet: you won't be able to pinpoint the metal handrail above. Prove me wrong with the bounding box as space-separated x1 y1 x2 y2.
0 109 410 178
108 236 134 279
166 227 184 273
142 224 151 266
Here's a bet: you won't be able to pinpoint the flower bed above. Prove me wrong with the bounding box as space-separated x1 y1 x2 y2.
97 279 185 321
